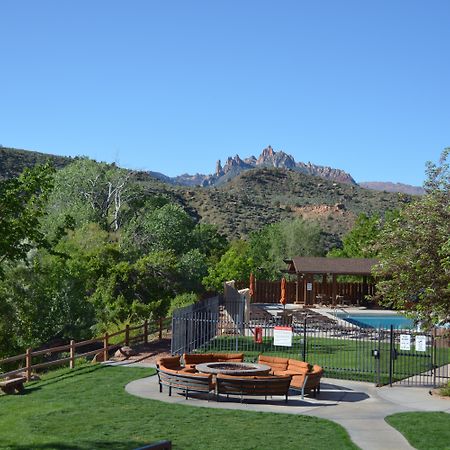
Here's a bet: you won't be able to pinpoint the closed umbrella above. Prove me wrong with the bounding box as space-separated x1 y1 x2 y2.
280 277 287 310
249 272 255 300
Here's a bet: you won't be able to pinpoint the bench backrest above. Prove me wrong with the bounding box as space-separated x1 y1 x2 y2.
157 356 182 370
217 374 291 396
213 353 244 362
257 355 288 371
286 359 312 373
157 368 213 391
183 353 217 365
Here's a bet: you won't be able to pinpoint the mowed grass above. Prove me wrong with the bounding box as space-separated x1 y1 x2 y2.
0 364 359 450
385 412 450 450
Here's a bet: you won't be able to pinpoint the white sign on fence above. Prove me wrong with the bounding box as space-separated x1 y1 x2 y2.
307 283 313 291
274 326 293 347
415 335 427 352
400 334 411 351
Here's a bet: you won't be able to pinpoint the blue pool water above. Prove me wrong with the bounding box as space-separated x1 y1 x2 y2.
336 313 414 329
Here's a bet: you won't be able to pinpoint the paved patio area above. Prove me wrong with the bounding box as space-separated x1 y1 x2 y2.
114 361 449 450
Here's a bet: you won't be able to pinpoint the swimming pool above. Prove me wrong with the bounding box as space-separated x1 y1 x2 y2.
335 312 414 329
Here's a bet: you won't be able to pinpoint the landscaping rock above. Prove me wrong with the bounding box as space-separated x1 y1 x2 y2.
114 346 138 358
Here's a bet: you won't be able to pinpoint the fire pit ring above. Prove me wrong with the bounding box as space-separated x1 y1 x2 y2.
195 361 271 376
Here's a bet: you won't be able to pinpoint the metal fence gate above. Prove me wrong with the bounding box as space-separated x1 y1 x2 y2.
171 305 450 388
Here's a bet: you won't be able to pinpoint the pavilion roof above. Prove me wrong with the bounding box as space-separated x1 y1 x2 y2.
284 257 378 276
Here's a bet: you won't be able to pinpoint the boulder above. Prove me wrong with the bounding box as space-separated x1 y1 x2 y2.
114 346 138 358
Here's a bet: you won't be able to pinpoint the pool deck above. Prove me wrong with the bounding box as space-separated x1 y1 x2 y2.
110 360 450 450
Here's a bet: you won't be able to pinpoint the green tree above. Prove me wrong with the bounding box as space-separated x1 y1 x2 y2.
373 149 450 327
122 203 195 255
249 218 325 279
0 223 117 356
203 240 253 291
328 213 382 258
45 158 135 234
88 250 182 331
0 164 55 275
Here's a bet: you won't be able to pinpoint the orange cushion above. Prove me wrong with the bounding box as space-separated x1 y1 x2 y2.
157 356 182 370
287 359 312 372
213 353 244 362
258 355 288 370
183 353 216 365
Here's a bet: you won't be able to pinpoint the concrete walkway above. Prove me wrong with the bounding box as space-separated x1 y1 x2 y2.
114 362 450 450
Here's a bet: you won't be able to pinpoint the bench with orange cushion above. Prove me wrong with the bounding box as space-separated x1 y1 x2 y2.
283 364 323 398
257 355 323 399
216 373 292 403
156 367 214 399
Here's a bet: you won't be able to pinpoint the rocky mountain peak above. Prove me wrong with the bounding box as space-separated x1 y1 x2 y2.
257 145 275 162
168 145 357 187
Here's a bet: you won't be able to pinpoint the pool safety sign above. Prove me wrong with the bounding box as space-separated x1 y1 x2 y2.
415 335 427 352
399 334 411 351
274 326 293 347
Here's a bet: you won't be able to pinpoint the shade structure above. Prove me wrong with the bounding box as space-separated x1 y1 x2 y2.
280 277 287 306
249 272 255 299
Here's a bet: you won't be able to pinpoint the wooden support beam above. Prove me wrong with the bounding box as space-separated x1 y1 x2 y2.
332 274 337 306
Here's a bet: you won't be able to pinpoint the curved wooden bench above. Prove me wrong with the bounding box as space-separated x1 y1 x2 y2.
291 365 323 399
216 374 292 403
257 355 323 399
156 368 214 399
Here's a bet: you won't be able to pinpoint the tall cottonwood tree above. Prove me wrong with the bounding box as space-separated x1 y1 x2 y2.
46 158 135 233
373 149 450 326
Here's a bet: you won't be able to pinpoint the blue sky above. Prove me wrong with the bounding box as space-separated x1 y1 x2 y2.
1 1 449 185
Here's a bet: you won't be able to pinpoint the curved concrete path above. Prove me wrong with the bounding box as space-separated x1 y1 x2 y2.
118 362 450 450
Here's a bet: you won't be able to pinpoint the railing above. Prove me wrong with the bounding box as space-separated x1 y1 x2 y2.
171 311 450 387
236 279 375 304
0 318 168 381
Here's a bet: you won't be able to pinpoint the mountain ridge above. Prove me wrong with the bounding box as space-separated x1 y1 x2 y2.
155 145 358 187
0 145 423 195
0 145 411 245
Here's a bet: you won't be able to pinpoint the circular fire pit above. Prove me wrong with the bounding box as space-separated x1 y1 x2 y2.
195 361 271 376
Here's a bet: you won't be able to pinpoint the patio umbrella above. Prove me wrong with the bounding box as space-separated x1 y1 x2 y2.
280 277 287 310
249 272 255 300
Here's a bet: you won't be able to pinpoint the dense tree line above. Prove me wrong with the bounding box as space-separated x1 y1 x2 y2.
0 158 327 357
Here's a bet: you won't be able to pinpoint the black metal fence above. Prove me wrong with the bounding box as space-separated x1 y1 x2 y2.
171 304 449 388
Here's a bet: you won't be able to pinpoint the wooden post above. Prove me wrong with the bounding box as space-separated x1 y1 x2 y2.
144 320 148 344
332 274 337 306
311 276 316 305
295 274 300 304
103 333 109 362
25 348 32 382
159 317 163 340
70 340 75 369
125 324 130 346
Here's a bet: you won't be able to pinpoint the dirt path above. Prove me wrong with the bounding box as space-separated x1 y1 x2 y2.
111 338 172 364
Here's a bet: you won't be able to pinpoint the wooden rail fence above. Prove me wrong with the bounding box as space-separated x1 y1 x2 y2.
0 318 168 382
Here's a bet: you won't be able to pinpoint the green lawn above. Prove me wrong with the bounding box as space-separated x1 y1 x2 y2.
385 412 450 450
0 364 359 450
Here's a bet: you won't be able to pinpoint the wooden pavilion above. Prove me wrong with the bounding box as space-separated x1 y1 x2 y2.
283 257 378 306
